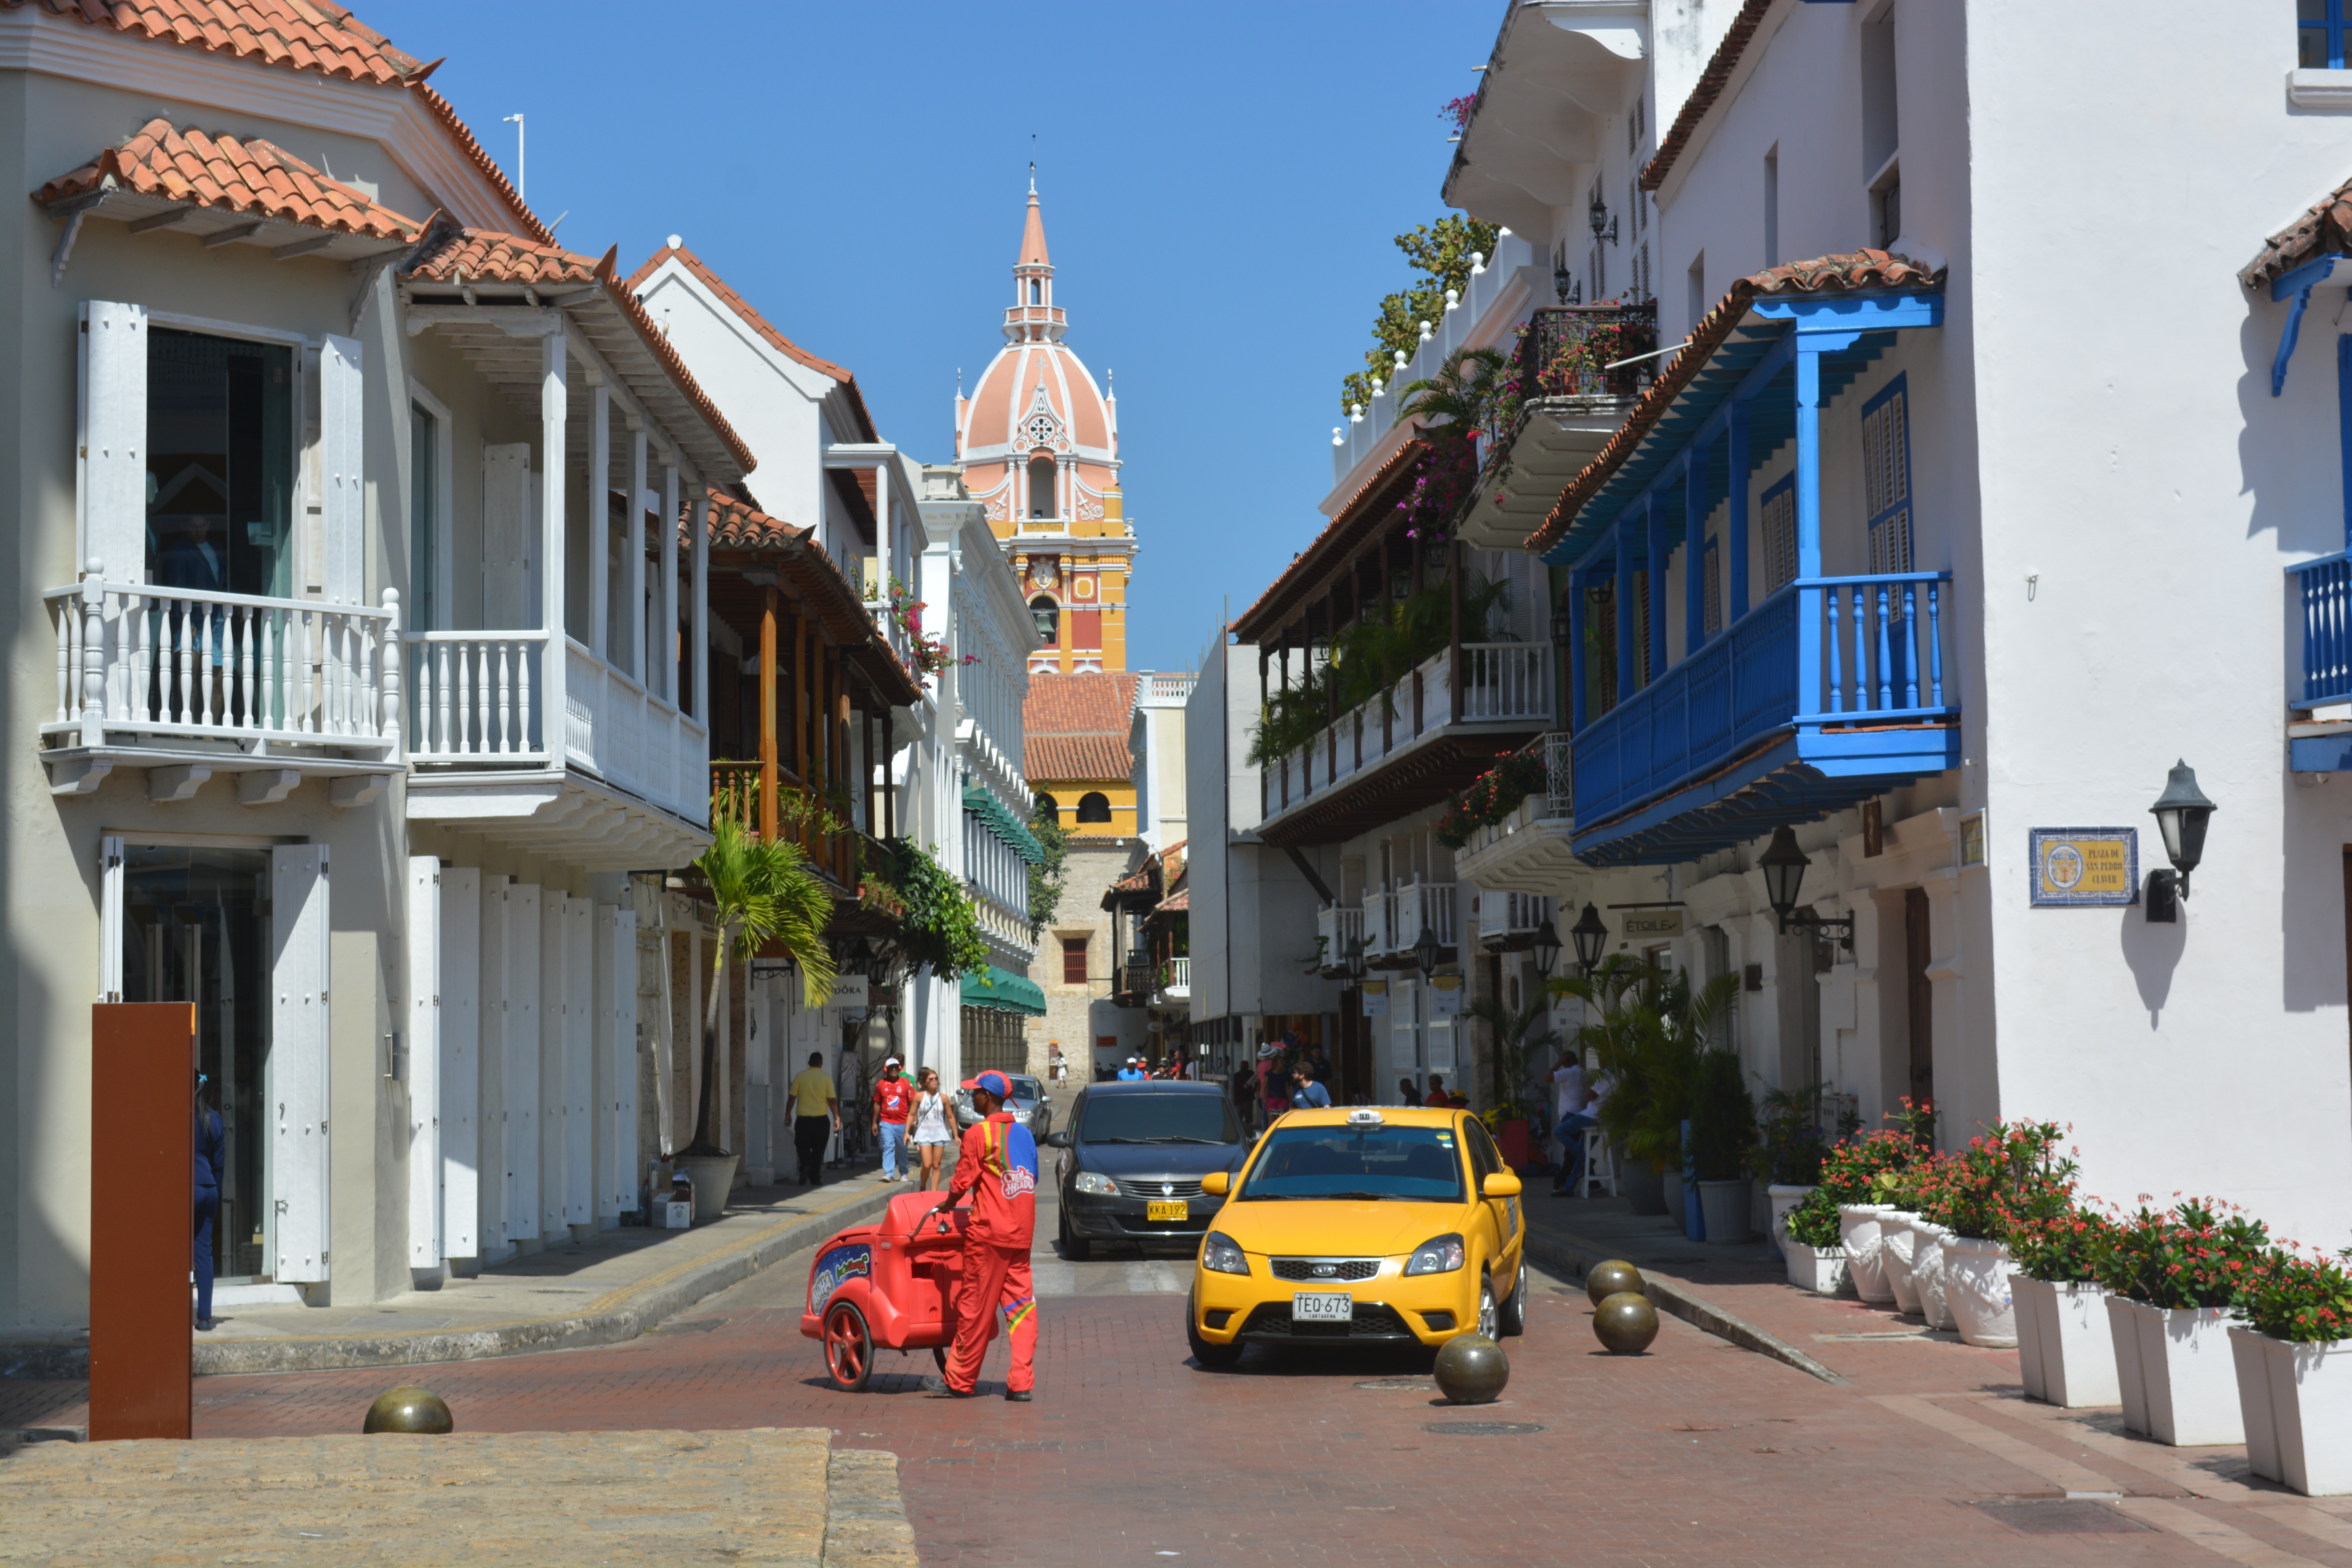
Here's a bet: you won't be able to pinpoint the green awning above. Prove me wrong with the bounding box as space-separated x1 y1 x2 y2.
960 964 1046 1016
963 785 1045 865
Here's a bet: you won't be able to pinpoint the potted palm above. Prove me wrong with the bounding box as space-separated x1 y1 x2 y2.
1548 957 1728 1223
1689 1047 1757 1245
1468 993 1552 1171
2011 1204 2121 1406
675 808 837 1220
2233 1244 2352 1495
2097 1196 2271 1446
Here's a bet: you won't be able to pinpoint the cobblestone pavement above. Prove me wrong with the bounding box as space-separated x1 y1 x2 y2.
10 1187 2352 1566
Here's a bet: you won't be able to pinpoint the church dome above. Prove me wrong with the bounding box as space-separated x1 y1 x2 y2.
957 186 1118 479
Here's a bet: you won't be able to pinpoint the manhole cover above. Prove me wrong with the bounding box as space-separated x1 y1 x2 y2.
1354 1378 1436 1391
1973 1500 2150 1535
1423 1421 1547 1436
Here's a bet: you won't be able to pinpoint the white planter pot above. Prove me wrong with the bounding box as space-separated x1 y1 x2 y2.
1911 1222 1956 1332
1838 1204 1897 1304
2014 1276 2115 1403
2232 1327 2352 1495
1784 1240 1851 1295
1880 1210 1924 1314
2106 1296 2243 1446
1941 1236 2018 1348
1766 1183 1815 1260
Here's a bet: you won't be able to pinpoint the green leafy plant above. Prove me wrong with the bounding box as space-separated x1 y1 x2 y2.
681 806 837 1158
2093 1196 2273 1312
1916 1120 2078 1242
1026 809 1068 939
1814 1127 1927 1206
1339 216 1501 416
1785 1186 1846 1249
1546 955 1733 1173
1467 993 1554 1122
2241 1246 2352 1343
2008 1203 2116 1285
1754 1084 1832 1187
864 839 990 980
1688 1047 1756 1183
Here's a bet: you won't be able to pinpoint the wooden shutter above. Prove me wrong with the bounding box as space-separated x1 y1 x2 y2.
406 857 442 1269
440 866 481 1260
537 891 568 1238
319 334 364 605
483 443 532 629
475 874 510 1254
78 301 148 584
597 904 638 1220
505 882 541 1247
270 844 330 1283
563 895 593 1227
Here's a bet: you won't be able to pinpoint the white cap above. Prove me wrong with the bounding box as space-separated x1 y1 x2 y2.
884 1056 901 1066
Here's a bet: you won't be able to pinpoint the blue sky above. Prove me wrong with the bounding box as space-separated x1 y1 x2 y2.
366 0 1498 674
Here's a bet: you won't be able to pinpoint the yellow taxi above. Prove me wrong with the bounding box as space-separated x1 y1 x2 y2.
1186 1104 1527 1366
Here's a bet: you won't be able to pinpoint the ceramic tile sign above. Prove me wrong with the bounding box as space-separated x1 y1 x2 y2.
1428 974 1465 1017
2028 827 2138 907
1360 978 1388 1017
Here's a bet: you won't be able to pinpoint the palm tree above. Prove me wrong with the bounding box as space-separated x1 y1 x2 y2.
1548 955 1737 1172
678 807 838 1158
1394 343 1510 446
1467 993 1554 1116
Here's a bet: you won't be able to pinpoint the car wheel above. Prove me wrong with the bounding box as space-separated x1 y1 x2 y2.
1476 1279 1499 1341
1058 1205 1091 1262
1187 1290 1245 1370
822 1301 873 1392
1495 1271 1526 1338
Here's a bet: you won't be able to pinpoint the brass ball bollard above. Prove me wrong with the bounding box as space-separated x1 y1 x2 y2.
362 1385 453 1435
1593 1291 1660 1355
1432 1332 1510 1405
1585 1258 1644 1305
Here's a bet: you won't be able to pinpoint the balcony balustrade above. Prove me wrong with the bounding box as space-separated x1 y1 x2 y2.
1159 957 1191 999
2292 551 2352 708
707 759 873 888
1362 880 1459 962
1267 642 1553 817
1315 902 1365 973
1478 889 1553 947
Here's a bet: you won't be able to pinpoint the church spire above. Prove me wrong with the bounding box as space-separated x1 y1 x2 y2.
1006 180 1064 344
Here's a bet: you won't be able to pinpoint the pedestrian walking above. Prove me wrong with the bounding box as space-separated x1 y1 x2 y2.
872 1057 915 1181
787 1052 840 1187
193 1075 223 1332
1231 1062 1258 1131
1396 1076 1422 1107
1117 1056 1147 1082
923 1071 1038 1401
1289 1064 1332 1109
912 1067 954 1191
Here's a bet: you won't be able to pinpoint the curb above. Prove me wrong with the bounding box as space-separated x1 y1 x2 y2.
1 1184 898 1382
1523 1229 1849 1387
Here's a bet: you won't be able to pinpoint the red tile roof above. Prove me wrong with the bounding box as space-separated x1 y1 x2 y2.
2241 175 2352 289
1228 438 1430 642
704 485 802 551
2 0 423 85
1024 672 1138 783
402 225 595 284
1524 250 1943 557
36 118 422 240
624 242 880 442
1640 0 1776 194
1154 886 1190 915
408 81 555 247
697 486 924 709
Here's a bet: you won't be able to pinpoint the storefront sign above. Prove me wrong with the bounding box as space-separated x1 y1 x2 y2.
830 975 870 1008
1617 907 1684 940
1428 974 1464 1017
2028 828 2137 907
1360 979 1388 1017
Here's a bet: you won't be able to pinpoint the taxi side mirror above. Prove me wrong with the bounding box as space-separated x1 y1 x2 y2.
1480 1172 1523 1199
1200 1170 1230 1197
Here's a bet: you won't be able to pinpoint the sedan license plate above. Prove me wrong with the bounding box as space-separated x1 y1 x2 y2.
1292 1291 1354 1323
1146 1200 1188 1223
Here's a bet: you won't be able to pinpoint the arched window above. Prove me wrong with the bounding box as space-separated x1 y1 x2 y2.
1033 793 1060 825
1029 279 1041 305
1076 791 1112 824
1027 454 1056 519
1028 595 1060 646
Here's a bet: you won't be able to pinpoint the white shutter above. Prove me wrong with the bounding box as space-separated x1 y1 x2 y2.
320 333 365 605
440 866 481 1259
475 874 510 1253
78 302 147 584
608 906 638 1217
564 896 593 1226
271 844 331 1283
97 835 125 1003
505 882 541 1246
406 857 442 1269
538 891 568 1238
482 442 531 629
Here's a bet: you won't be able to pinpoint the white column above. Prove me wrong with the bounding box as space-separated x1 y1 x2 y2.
628 425 647 682
589 382 611 661
690 494 709 721
540 330 569 751
873 461 891 606
660 461 679 701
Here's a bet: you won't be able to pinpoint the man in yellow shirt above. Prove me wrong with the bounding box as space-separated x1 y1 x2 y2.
786 1052 840 1187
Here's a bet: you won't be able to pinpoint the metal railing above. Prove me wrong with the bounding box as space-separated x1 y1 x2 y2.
2292 551 2352 707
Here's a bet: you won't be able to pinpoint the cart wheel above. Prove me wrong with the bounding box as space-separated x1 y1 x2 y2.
823 1301 874 1392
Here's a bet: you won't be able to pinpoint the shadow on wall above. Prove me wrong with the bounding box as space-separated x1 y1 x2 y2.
2118 893 2185 1027
2281 774 2350 1014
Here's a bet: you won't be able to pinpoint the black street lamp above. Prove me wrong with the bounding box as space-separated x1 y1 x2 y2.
1758 825 1854 953
1588 193 1617 247
1531 914 1564 978
2147 759 2217 919
1568 902 1608 975
1344 937 1366 982
1553 258 1579 305
1413 924 1442 980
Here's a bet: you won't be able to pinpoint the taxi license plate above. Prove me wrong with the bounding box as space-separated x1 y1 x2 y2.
1292 1291 1353 1323
1146 1200 1188 1223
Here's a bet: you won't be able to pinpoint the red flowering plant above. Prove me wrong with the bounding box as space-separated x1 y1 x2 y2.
1440 94 1477 135
2008 1204 2117 1286
1784 1107 1927 1249
882 579 978 684
2241 1245 2352 1343
1434 750 1547 848
1915 1119 2078 1243
1534 311 1659 398
2092 1195 2273 1312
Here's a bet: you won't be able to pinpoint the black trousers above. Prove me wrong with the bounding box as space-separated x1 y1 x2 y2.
794 1116 831 1185
194 1187 219 1321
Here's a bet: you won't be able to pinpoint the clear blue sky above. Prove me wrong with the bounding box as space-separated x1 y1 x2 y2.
366 0 1498 675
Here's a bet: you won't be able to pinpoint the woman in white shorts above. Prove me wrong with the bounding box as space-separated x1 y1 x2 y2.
912 1067 954 1190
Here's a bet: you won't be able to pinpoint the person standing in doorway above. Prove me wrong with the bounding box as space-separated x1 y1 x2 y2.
193 1075 223 1331
913 1067 954 1191
924 1072 1038 1401
786 1052 839 1187
872 1057 914 1181
1551 1051 1594 1196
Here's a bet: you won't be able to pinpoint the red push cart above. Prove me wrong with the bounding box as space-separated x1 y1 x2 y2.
800 1191 982 1391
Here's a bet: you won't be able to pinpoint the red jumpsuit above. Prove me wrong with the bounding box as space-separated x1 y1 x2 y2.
942 1111 1038 1394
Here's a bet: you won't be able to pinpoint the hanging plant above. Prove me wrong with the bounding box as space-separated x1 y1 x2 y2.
864 838 990 980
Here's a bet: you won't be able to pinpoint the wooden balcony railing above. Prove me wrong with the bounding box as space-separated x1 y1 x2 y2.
709 759 872 889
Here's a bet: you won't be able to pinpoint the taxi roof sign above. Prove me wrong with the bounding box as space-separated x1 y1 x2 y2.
1346 1107 1385 1129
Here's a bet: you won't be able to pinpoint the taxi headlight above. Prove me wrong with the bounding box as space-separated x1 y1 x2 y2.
1402 1232 1467 1276
1200 1230 1251 1276
1071 1171 1118 1196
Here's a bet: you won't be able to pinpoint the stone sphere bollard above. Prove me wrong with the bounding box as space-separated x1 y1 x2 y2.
1593 1291 1660 1355
1432 1332 1510 1404
1585 1259 1644 1305
362 1385 454 1434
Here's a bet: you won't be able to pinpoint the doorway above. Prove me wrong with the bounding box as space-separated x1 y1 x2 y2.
120 845 272 1280
1904 887 1934 1109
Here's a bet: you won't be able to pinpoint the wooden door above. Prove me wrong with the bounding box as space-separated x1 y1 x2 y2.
1903 887 1933 1108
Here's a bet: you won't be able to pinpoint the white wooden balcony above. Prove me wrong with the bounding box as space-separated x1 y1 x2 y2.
1158 956 1191 1001
1315 902 1364 975
1362 880 1459 963
41 571 401 800
1477 889 1553 949
1454 732 1582 896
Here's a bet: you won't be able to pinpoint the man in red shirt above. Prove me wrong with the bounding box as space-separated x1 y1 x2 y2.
923 1071 1038 1401
871 1056 915 1181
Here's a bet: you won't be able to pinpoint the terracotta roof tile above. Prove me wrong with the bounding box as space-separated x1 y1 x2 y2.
1155 886 1190 915
36 118 422 240
703 485 804 551
1524 250 1942 557
623 242 880 442
1024 671 1139 783
1 0 423 85
1228 439 1430 642
2241 173 2352 289
1641 0 1776 194
408 81 555 247
401 225 595 284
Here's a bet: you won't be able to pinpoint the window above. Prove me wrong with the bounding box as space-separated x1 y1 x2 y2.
1686 252 1706 328
1028 454 1056 518
1862 378 1914 574
1076 791 1112 824
148 327 294 597
1761 474 1798 594
1628 92 1644 154
1860 5 1899 179
1764 145 1780 268
1029 595 1060 646
1876 178 1902 251
409 401 437 633
1034 792 1060 825
1633 241 1651 303
1029 278 1042 305
1062 936 1089 985
2305 0 2352 67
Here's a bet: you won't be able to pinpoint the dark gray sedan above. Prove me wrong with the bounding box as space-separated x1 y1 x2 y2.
1043 1080 1250 1259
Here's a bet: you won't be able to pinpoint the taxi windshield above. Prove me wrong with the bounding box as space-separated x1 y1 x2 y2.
1236 1124 1465 1203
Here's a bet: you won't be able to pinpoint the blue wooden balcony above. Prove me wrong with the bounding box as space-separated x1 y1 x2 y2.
2288 552 2352 771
